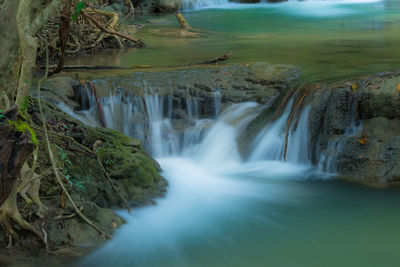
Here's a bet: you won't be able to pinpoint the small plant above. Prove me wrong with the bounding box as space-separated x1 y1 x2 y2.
56 145 85 190
65 175 86 190
57 146 72 165
0 110 4 124
105 159 114 166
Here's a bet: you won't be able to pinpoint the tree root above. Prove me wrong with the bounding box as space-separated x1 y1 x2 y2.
96 157 131 213
30 124 131 213
81 9 140 43
86 81 107 127
0 185 46 248
282 85 315 161
37 37 110 240
0 93 10 110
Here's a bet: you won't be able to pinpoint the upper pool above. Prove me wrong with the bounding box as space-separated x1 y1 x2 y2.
68 0 400 81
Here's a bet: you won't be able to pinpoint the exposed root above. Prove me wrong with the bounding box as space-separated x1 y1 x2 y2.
36 35 110 239
86 81 107 127
50 0 72 75
0 185 44 246
81 9 140 43
36 4 142 65
0 93 10 110
30 124 131 213
96 157 131 213
282 85 316 161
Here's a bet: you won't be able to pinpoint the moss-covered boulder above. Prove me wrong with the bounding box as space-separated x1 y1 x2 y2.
0 98 167 254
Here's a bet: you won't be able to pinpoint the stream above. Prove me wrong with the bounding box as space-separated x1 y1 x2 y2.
70 1 400 266
67 0 400 81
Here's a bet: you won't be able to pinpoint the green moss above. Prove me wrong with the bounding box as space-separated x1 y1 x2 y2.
8 119 38 145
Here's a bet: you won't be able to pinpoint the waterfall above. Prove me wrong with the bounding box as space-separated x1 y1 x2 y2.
168 0 382 11
58 80 315 170
248 101 311 165
58 83 224 157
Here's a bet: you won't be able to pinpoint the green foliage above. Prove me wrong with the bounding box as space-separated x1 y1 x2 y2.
20 95 29 112
57 146 72 165
0 110 4 124
72 1 86 22
56 145 85 191
105 159 114 166
8 119 38 145
65 174 86 190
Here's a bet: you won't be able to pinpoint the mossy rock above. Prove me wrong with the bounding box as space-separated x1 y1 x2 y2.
89 127 163 189
33 103 167 207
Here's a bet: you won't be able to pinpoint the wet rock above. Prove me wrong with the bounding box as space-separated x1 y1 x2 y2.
72 62 299 117
307 70 400 185
39 63 299 155
35 76 81 110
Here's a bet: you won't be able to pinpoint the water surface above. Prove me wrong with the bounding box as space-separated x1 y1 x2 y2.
68 0 400 81
72 1 400 266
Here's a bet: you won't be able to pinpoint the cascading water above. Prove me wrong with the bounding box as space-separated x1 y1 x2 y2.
172 0 383 12
67 75 400 267
60 72 400 267
248 101 311 165
59 81 313 168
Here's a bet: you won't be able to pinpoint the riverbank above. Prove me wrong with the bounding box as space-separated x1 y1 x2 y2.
1 61 399 265
0 96 167 265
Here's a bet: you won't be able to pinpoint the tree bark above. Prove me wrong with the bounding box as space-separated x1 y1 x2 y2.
50 0 72 75
0 106 35 206
15 0 65 105
0 0 21 104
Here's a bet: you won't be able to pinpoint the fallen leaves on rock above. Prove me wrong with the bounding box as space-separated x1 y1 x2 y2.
357 132 367 145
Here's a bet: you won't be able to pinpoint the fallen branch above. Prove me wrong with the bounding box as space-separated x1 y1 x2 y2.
183 51 232 66
38 52 232 70
175 12 190 30
86 81 107 128
81 10 140 43
283 86 314 161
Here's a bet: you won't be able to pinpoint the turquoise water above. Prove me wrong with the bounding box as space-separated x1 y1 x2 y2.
78 157 400 267
73 2 400 266
68 0 400 81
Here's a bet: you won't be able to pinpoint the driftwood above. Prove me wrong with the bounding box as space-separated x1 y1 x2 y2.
182 51 232 66
0 106 35 206
175 12 190 30
86 81 107 127
40 51 232 70
81 10 140 43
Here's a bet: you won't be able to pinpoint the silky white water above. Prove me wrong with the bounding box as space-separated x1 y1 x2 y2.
57 0 400 264
59 76 400 267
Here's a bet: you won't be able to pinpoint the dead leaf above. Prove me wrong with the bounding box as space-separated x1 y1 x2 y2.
357 132 367 145
352 83 358 90
396 83 400 93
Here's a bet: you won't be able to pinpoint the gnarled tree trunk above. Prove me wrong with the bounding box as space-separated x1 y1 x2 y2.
0 106 35 207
